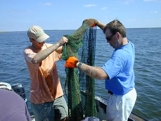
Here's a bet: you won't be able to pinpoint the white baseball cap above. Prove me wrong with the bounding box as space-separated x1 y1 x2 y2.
27 26 49 43
0 82 12 91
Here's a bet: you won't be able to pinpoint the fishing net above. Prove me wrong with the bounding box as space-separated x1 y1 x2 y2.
62 19 97 121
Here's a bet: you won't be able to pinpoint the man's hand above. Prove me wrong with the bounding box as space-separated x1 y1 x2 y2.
83 18 98 27
65 56 79 68
58 36 68 46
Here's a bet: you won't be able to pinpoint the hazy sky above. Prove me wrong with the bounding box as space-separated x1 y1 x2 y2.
0 0 161 31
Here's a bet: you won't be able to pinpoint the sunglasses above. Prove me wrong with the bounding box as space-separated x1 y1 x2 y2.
106 34 115 42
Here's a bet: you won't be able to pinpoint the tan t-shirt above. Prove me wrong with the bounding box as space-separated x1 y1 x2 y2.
24 43 63 104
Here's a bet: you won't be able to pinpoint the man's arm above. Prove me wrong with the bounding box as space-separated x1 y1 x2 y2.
83 18 106 30
96 21 106 31
32 36 68 64
76 62 108 80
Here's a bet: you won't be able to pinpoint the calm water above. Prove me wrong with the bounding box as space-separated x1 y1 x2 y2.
0 28 161 120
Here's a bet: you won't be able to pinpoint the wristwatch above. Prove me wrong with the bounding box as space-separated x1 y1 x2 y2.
77 62 82 68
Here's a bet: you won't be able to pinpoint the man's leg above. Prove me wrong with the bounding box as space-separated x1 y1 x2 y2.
106 88 137 121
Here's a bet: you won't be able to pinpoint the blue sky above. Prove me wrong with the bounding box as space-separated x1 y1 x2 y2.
0 0 161 31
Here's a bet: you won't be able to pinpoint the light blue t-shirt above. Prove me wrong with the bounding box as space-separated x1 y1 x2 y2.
101 41 135 95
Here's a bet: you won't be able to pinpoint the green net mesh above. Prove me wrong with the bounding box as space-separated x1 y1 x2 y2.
62 19 97 121
79 28 97 118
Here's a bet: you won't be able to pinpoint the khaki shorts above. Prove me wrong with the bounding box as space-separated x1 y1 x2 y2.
54 96 68 120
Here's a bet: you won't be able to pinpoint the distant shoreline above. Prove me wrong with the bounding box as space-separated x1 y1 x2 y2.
1 27 161 32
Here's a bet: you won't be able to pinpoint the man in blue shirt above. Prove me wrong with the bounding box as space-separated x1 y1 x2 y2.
65 19 137 121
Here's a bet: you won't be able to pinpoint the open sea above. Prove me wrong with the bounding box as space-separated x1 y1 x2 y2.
0 28 161 121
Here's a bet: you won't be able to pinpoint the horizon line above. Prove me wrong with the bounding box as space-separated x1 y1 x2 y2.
0 27 161 32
